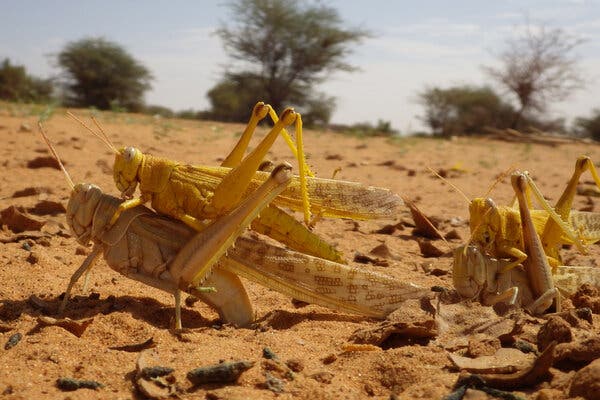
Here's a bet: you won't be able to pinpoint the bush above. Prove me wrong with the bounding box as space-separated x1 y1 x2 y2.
0 58 53 102
574 109 600 140
418 85 515 137
57 37 152 112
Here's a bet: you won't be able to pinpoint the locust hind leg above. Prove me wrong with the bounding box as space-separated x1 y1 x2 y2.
169 163 293 295
212 107 312 225
512 172 560 314
541 156 600 262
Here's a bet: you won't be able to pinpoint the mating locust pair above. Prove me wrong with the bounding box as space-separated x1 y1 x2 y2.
41 103 428 329
452 157 600 314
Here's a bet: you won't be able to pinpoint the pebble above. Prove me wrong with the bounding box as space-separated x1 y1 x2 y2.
569 358 600 399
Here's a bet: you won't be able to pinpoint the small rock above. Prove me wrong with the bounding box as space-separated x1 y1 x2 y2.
285 359 304 373
369 243 394 259
467 337 501 358
187 360 255 385
26 156 61 169
321 353 337 365
444 229 462 240
27 200 66 216
26 251 39 264
263 372 285 393
310 371 334 384
569 358 600 399
11 187 53 198
0 205 45 233
416 239 445 258
56 378 103 391
19 123 32 132
537 316 572 352
262 347 278 360
572 284 600 313
75 247 87 256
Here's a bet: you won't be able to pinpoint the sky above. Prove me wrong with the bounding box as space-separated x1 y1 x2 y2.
2 0 600 133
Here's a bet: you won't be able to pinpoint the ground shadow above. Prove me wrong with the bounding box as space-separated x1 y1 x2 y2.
0 293 216 330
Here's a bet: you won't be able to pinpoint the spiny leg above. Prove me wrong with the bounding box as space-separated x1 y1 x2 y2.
59 245 102 314
512 173 559 314
541 156 600 261
169 163 293 292
211 108 311 224
218 102 314 225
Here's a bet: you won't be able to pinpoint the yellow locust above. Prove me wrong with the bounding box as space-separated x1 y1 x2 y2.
463 156 600 271
71 102 402 264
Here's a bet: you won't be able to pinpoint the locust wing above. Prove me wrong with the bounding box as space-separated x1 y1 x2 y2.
222 236 430 318
193 165 403 220
554 265 600 297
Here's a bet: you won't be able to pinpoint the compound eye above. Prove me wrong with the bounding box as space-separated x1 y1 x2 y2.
482 231 491 244
123 147 136 162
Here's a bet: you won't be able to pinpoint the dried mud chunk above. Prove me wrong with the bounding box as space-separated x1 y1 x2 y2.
27 156 61 169
37 316 94 338
369 243 394 259
403 197 443 239
537 316 572 352
569 358 600 400
27 200 66 216
11 186 53 198
353 252 389 267
310 371 334 384
571 284 600 313
285 358 304 372
0 205 45 233
448 348 535 374
416 238 445 258
555 336 600 366
350 299 438 347
56 377 103 391
135 350 178 399
466 337 501 358
187 360 255 385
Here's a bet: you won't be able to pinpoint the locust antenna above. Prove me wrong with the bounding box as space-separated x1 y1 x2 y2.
484 165 515 198
38 122 74 189
91 115 115 151
427 166 471 204
66 111 119 154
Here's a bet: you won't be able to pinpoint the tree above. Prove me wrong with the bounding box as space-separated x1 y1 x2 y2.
418 85 515 137
0 58 53 102
483 21 584 129
209 0 368 123
57 37 152 111
574 109 600 141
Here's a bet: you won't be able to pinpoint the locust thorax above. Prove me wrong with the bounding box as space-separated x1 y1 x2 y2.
114 146 143 197
469 198 500 252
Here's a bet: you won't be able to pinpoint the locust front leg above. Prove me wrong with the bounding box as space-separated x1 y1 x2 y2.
512 173 559 314
58 244 103 314
167 163 293 328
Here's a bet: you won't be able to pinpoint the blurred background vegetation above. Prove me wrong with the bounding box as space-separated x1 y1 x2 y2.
1 0 598 140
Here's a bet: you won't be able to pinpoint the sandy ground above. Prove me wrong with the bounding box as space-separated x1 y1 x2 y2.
0 106 599 399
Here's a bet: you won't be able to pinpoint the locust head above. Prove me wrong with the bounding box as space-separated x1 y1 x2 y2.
67 183 104 245
469 197 501 253
114 146 143 197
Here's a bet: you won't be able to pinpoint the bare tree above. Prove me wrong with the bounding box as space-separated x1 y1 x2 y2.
483 21 585 128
